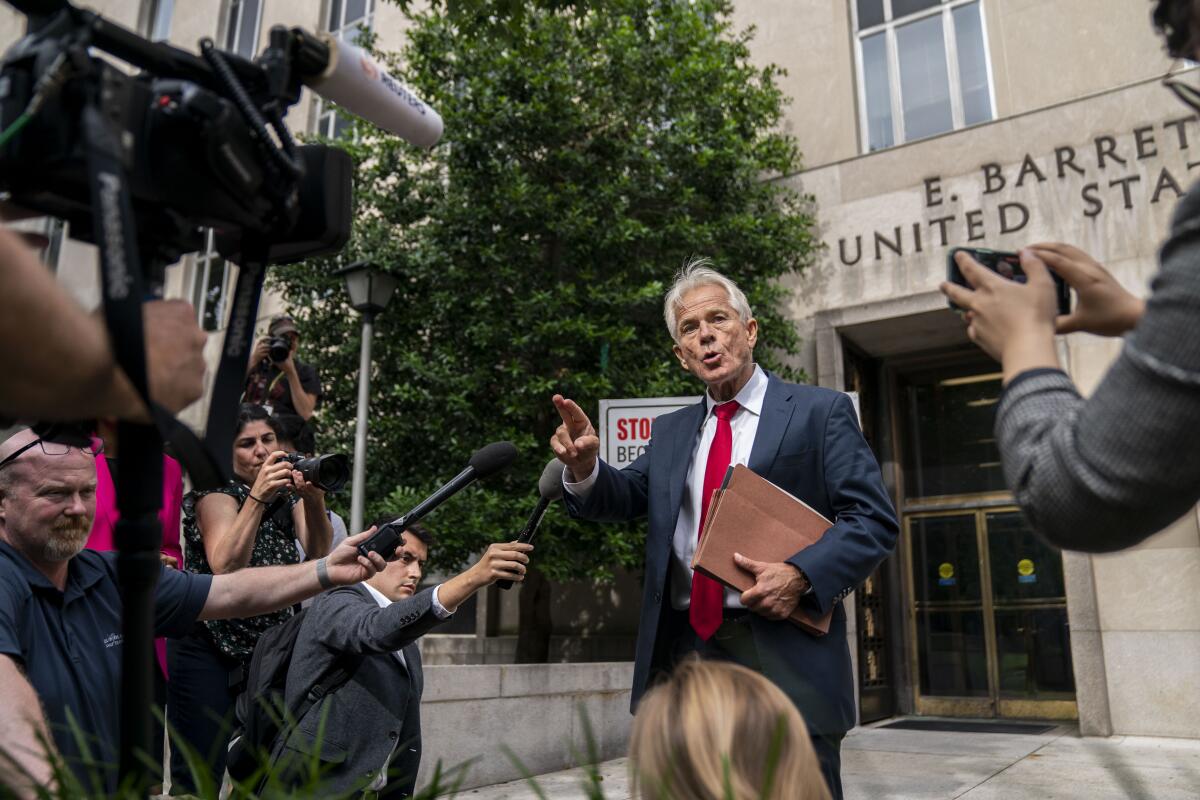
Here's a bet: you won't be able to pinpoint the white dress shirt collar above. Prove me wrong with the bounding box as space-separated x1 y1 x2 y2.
704 363 768 419
362 581 393 609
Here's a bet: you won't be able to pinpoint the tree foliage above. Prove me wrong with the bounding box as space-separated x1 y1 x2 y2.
273 0 817 581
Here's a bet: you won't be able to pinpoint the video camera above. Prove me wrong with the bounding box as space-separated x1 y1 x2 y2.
0 0 441 487
0 0 355 280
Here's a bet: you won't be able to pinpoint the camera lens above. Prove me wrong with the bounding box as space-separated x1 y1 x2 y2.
268 336 290 362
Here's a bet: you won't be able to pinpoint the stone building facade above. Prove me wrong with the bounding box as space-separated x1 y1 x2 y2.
2 0 1196 737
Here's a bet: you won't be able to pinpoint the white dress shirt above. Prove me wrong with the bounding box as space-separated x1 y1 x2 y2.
566 364 769 609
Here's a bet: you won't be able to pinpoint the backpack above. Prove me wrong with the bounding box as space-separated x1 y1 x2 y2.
225 606 362 784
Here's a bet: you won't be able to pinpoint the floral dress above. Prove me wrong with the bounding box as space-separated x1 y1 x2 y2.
182 481 300 663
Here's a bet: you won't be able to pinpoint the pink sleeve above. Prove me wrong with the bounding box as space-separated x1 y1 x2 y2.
85 454 117 552
159 455 184 563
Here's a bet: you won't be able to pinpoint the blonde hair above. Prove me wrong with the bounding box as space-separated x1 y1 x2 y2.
629 659 831 800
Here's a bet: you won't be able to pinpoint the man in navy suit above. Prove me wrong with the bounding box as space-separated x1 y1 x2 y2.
550 259 898 799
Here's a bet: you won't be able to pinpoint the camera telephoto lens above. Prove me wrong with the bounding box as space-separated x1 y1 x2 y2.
268 336 291 363
286 453 351 493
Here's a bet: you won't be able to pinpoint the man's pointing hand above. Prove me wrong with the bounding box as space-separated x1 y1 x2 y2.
550 394 600 480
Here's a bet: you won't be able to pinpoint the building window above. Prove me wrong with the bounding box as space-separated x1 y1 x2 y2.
316 0 376 138
191 230 232 332
854 0 994 152
224 0 263 59
144 0 174 41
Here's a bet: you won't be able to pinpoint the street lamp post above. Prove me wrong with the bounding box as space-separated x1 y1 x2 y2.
338 261 398 535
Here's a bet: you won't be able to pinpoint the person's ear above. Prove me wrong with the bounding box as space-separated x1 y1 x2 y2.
746 318 758 350
672 343 689 371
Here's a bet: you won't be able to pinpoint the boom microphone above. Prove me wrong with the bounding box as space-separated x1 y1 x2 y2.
497 459 565 590
357 441 518 560
304 34 443 148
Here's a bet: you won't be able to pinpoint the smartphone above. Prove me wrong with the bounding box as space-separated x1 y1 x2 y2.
946 247 1071 316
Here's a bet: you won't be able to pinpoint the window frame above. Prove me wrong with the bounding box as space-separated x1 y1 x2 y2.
224 0 265 60
190 230 233 332
315 0 377 138
142 0 175 41
851 0 998 153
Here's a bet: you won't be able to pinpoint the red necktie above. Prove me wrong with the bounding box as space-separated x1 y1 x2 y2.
690 399 740 640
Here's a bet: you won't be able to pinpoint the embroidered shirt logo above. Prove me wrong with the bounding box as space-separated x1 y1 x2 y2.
103 633 123 649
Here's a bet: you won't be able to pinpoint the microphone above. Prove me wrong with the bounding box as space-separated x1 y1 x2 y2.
304 34 443 148
357 441 517 560
497 459 565 591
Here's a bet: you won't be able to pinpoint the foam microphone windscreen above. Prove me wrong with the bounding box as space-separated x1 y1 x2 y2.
468 441 518 479
538 458 565 501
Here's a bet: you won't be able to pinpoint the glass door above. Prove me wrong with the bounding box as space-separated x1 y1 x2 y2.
907 507 1075 719
898 358 1076 720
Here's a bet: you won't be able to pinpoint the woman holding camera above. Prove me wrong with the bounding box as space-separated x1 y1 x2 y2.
167 404 333 792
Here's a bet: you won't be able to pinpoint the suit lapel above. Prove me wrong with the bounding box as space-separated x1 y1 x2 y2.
748 374 797 475
666 398 708 519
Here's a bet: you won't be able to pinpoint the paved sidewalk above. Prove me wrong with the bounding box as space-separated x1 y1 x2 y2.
449 721 1200 799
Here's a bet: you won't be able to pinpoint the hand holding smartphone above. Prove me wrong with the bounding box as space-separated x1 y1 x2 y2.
946 247 1071 315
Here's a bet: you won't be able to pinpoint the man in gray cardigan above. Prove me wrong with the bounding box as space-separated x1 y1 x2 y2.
278 521 532 797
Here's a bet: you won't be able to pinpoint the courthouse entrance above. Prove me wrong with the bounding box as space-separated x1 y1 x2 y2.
894 356 1076 720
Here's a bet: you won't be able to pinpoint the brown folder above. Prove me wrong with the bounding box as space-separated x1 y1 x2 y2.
691 464 835 636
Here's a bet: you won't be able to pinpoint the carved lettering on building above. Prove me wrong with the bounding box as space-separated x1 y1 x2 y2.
835 115 1197 266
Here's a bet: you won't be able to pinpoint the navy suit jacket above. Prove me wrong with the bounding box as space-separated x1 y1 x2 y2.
564 373 898 734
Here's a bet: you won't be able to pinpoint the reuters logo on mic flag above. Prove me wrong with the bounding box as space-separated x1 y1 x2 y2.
359 54 380 82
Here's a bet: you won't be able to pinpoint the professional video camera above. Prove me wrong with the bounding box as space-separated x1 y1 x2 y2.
0 0 441 485
0 1 355 282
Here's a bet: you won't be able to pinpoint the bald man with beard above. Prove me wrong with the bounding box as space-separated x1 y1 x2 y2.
0 428 388 796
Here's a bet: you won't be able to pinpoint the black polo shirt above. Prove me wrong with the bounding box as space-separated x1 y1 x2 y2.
0 541 211 790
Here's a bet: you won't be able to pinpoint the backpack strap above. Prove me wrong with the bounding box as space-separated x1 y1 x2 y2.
273 650 365 756
292 652 364 723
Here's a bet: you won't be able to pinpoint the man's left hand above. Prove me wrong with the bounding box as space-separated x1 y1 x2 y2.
734 553 809 620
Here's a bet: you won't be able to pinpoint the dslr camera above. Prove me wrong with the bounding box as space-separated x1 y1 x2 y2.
284 452 350 493
268 336 292 363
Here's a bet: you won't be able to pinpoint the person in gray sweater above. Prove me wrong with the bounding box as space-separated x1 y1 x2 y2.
939 50 1200 554
277 521 532 797
938 1 1200 553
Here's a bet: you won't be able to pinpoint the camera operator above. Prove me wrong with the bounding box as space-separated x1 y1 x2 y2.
0 426 386 796
0 225 207 423
937 1 1200 554
166 404 333 792
243 315 322 420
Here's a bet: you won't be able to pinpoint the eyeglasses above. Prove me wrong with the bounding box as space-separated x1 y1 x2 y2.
0 436 105 472
1163 61 1200 115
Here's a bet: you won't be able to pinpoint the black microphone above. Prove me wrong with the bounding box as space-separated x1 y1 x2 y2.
357 441 518 561
498 459 565 590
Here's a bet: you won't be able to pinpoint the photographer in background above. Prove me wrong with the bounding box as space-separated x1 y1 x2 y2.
937 0 1200 554
0 225 207 423
167 404 333 792
243 315 322 420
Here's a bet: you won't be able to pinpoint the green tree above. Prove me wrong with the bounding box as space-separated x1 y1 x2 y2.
274 0 817 658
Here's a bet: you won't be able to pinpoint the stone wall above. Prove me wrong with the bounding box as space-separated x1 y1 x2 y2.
416 662 634 792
